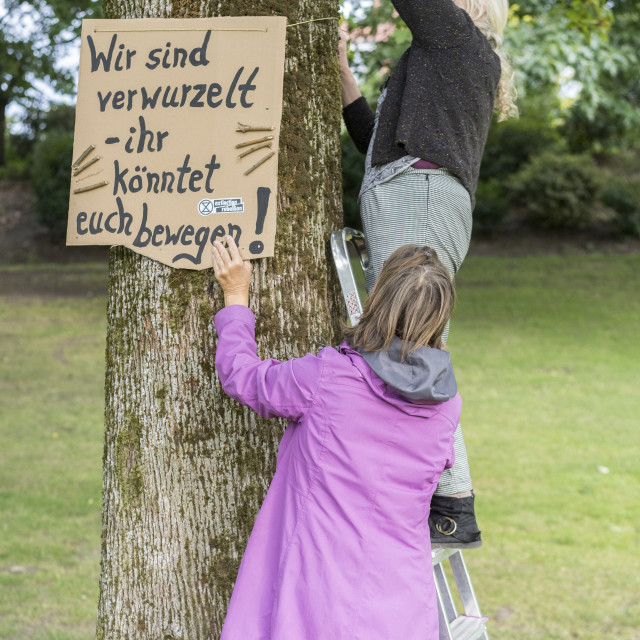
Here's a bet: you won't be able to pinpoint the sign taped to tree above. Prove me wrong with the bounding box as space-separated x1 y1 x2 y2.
67 17 287 269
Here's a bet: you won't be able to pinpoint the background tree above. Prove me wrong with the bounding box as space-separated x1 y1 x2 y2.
0 0 100 166
97 0 343 638
341 0 640 235
29 105 75 240
560 0 640 152
345 0 616 119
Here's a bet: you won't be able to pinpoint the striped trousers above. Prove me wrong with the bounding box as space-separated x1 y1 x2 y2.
360 167 473 495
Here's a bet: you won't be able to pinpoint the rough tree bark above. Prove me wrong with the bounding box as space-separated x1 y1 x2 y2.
97 0 342 637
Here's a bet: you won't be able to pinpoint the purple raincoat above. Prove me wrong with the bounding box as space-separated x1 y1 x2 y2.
215 306 461 640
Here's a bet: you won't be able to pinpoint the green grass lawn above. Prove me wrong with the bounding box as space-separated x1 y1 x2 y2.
0 265 107 640
0 255 639 639
449 254 640 640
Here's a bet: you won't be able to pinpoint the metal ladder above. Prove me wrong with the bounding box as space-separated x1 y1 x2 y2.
330 227 369 327
330 229 489 640
432 548 489 640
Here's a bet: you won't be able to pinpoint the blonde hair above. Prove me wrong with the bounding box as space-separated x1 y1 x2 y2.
342 245 455 358
464 0 518 121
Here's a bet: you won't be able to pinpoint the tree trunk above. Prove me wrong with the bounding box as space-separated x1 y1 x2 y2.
0 101 6 167
97 0 342 638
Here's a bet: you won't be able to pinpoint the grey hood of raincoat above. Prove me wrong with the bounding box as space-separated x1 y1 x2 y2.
355 336 457 404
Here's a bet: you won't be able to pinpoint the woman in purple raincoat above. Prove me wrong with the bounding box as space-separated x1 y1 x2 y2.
213 237 461 640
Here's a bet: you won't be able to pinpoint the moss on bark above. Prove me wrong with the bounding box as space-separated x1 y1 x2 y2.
114 414 144 506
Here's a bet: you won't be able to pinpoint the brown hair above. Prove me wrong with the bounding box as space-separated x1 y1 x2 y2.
343 245 455 358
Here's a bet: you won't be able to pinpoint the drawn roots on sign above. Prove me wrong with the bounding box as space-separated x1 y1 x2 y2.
72 144 109 194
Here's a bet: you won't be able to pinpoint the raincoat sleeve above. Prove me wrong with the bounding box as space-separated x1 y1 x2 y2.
390 0 471 48
214 305 325 421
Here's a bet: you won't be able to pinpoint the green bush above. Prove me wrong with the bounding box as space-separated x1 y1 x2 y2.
0 137 31 180
473 177 510 232
600 176 640 238
30 130 74 240
561 103 628 154
476 98 564 232
480 100 564 183
507 151 600 230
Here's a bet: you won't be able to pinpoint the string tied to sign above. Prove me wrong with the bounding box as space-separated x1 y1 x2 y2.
286 17 339 28
93 17 339 33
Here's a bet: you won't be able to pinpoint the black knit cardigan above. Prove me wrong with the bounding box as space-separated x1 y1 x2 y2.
343 0 501 205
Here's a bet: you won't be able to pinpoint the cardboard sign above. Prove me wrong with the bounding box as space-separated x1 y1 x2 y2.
67 17 287 269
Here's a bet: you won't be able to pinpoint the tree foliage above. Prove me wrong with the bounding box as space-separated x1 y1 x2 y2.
345 0 638 150
506 1 639 139
0 0 101 164
339 0 640 237
561 0 640 150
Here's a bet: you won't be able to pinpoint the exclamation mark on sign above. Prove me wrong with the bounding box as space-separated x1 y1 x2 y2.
249 187 271 255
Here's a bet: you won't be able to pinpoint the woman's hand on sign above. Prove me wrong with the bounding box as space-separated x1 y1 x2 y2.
212 236 252 307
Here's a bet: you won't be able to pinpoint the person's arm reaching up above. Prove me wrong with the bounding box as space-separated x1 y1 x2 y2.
338 23 375 154
212 238 325 421
339 24 362 108
390 0 471 48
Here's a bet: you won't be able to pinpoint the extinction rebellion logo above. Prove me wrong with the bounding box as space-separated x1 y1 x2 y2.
198 198 244 215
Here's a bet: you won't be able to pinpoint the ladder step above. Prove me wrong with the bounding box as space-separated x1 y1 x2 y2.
449 615 489 640
432 547 459 565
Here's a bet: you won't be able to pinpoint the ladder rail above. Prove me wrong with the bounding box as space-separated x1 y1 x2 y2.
432 549 489 640
330 228 369 326
449 551 483 619
434 561 457 624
